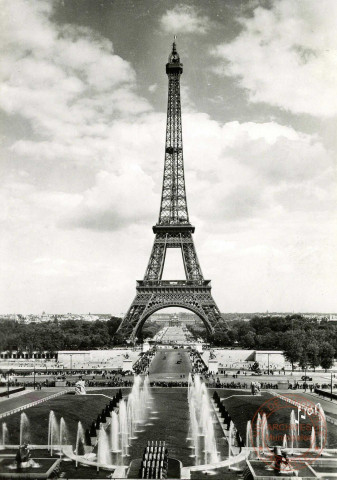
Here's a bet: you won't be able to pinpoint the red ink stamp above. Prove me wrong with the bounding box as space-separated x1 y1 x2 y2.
247 393 328 473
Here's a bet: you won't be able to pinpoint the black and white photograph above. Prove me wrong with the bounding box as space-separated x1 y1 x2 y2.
0 1 336 479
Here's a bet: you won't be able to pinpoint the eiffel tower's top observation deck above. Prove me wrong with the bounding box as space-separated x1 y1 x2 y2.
166 40 183 74
154 40 194 235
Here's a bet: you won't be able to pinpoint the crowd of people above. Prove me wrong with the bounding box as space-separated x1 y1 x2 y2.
189 350 208 374
66 378 134 388
133 351 156 375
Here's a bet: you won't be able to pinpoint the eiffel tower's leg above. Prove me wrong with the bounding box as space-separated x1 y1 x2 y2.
143 235 167 281
181 233 203 282
201 298 224 332
117 293 152 341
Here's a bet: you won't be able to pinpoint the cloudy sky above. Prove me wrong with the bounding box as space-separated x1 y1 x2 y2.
1 0 336 314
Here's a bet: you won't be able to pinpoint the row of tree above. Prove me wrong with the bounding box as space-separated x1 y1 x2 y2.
1 314 336 370
0 317 122 352
0 316 163 353
190 314 336 370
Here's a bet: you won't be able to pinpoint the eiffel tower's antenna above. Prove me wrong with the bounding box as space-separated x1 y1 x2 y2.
116 42 225 342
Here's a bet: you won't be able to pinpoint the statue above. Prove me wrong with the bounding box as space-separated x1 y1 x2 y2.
15 444 33 469
75 377 86 395
251 381 261 396
270 447 294 474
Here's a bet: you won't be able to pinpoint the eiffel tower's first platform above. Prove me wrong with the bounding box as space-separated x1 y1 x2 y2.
116 41 225 341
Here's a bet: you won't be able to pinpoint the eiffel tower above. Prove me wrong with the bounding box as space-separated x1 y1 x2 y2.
117 40 224 341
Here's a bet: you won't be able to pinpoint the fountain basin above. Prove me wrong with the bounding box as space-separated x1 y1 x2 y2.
247 459 317 479
0 457 60 479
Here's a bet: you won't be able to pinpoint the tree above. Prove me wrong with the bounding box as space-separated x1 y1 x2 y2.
107 317 122 338
241 332 256 348
319 343 335 371
282 334 303 371
307 342 320 371
299 350 309 371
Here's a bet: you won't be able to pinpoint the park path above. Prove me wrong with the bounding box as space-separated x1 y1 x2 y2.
0 389 65 415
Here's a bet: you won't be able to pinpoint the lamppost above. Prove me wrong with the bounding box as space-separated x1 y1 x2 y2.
7 372 9 398
70 354 73 371
331 371 333 401
33 365 36 390
267 353 270 375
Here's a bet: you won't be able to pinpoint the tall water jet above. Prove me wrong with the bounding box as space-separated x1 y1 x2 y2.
127 392 136 439
261 413 269 455
188 375 220 466
256 413 261 454
289 410 297 454
1 423 8 448
131 376 142 423
228 421 234 469
317 404 327 450
97 425 112 466
59 417 69 456
143 375 152 405
188 397 200 462
119 399 129 457
110 411 120 453
246 420 253 448
310 426 316 451
19 412 30 445
75 421 85 467
282 434 288 449
48 411 59 455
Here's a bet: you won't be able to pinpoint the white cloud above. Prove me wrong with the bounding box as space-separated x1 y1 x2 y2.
160 5 210 34
63 166 158 231
0 0 150 141
212 0 337 117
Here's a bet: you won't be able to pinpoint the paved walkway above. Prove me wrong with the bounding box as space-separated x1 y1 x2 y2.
149 349 191 379
277 391 337 420
0 389 65 415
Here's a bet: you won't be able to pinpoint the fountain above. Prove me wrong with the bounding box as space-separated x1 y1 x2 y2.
317 403 327 450
127 392 137 439
19 412 30 446
188 397 200 461
48 411 59 455
1 422 8 448
282 434 288 449
256 413 261 454
119 399 129 457
187 374 220 465
97 424 112 466
228 421 234 469
75 421 85 467
261 413 269 455
59 417 69 456
246 420 253 449
310 426 316 452
289 410 297 455
110 411 120 453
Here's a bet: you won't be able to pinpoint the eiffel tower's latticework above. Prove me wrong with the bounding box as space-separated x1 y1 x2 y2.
117 41 225 341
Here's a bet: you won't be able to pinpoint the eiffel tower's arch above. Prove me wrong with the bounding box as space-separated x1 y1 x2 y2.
133 303 213 339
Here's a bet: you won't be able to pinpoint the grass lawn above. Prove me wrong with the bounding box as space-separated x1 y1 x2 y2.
215 390 337 450
2 393 119 446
